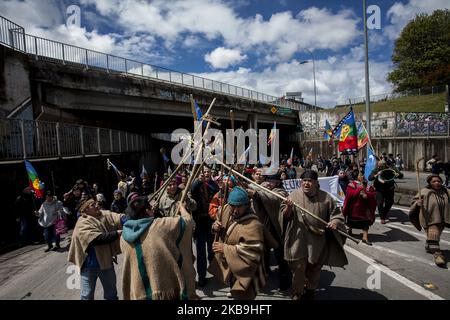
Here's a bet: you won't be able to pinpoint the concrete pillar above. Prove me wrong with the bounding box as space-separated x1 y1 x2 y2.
246 113 258 131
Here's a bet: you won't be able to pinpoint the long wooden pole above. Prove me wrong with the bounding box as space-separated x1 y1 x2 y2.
148 98 216 202
214 159 360 244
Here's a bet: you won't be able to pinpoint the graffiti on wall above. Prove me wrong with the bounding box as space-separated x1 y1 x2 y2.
396 113 449 136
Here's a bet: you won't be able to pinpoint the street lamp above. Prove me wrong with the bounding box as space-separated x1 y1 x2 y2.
300 50 317 130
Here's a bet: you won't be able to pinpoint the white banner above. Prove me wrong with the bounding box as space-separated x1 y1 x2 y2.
282 176 345 204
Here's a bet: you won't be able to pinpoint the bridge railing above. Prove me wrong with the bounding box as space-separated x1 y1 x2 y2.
0 13 304 111
0 118 150 162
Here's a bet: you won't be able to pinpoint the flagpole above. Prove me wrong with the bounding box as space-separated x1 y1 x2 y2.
363 0 372 159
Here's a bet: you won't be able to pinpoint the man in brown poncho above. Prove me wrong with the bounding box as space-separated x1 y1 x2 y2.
210 186 265 300
68 199 125 300
280 169 348 300
247 171 291 290
120 196 196 300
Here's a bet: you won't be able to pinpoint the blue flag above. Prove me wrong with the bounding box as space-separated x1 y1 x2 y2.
194 100 206 128
364 147 377 181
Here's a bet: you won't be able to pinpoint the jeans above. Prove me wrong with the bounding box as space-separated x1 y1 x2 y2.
195 218 214 279
376 191 394 220
43 225 60 248
80 267 118 300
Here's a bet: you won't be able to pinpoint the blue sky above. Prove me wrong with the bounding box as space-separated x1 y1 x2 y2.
1 0 448 107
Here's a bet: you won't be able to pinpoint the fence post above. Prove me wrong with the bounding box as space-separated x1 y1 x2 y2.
85 50 89 69
62 44 65 65
118 132 122 153
106 55 109 73
97 127 101 154
56 122 61 157
20 120 27 159
110 129 113 153
141 63 144 77
125 59 128 74
34 37 38 59
80 126 84 155
9 30 15 49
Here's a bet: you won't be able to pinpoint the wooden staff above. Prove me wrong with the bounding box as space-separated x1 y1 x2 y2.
148 98 216 202
213 158 360 244
411 157 425 231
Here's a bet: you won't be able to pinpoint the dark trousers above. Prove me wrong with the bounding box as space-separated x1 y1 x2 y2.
264 245 291 288
376 191 394 220
43 225 60 248
195 218 214 279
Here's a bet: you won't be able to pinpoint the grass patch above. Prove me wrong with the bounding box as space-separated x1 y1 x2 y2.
325 92 446 113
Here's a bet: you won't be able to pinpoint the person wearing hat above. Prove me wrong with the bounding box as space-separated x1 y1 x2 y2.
36 190 65 252
120 196 196 299
410 174 450 267
280 169 348 300
153 178 197 218
111 189 127 213
68 199 126 300
210 186 265 300
368 160 400 224
247 170 291 291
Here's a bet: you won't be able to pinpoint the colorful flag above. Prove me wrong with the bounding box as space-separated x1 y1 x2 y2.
357 122 369 150
24 160 44 198
268 122 277 146
364 146 377 181
332 109 358 155
324 120 334 145
107 158 123 179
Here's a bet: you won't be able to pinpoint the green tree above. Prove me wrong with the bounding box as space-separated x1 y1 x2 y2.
387 9 450 92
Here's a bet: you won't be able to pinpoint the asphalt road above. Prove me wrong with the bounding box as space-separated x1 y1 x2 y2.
0 206 448 300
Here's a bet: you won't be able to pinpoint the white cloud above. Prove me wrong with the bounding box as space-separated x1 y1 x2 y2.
195 53 392 108
205 47 247 69
384 0 449 40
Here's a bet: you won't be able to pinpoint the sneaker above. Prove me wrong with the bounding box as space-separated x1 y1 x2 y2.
226 292 232 298
362 239 373 246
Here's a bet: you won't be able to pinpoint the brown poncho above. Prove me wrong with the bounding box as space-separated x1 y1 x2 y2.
68 210 123 270
120 211 196 300
209 207 265 300
410 187 450 228
280 188 348 267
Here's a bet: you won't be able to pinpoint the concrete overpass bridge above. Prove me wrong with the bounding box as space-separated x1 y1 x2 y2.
0 15 312 144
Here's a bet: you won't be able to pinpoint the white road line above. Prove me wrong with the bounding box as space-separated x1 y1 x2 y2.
344 245 444 300
370 244 437 267
382 223 450 246
391 206 450 234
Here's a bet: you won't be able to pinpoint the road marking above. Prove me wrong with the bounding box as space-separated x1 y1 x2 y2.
344 245 444 300
370 244 437 267
381 222 450 246
391 206 450 234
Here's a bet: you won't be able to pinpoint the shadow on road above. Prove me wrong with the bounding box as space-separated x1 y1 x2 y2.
386 210 411 224
351 227 419 243
316 270 388 300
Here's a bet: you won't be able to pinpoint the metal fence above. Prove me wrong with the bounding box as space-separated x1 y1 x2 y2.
0 15 303 111
0 118 150 162
302 112 450 140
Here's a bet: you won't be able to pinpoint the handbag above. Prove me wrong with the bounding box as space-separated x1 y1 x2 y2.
55 213 68 235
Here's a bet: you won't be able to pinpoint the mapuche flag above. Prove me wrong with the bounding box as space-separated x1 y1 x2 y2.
332 109 358 155
357 122 369 150
24 160 44 198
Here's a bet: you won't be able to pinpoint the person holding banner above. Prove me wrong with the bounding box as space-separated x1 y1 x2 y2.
280 169 348 300
342 174 377 245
